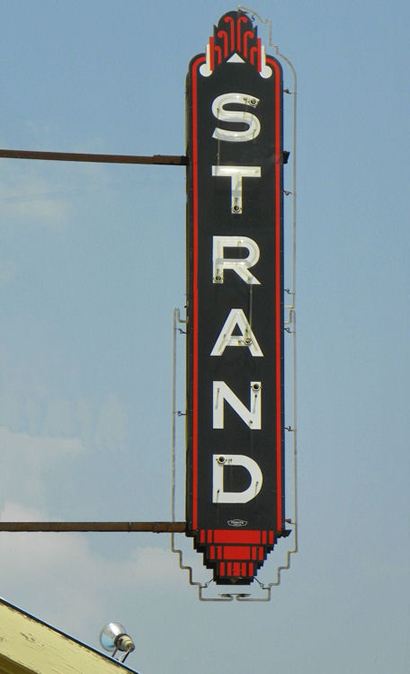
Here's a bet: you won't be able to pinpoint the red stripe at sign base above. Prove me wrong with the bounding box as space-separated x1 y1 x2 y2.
193 529 276 584
213 529 263 544
222 546 251 560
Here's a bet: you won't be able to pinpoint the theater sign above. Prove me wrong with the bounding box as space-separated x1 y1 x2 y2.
186 10 288 584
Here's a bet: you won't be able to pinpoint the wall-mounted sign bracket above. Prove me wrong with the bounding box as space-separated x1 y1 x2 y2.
0 148 187 538
0 148 187 165
0 522 186 533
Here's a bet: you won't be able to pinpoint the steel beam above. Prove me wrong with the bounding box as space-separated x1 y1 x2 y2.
0 148 188 165
0 521 186 533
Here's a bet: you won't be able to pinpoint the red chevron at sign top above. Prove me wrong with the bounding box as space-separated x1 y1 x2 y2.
186 10 286 584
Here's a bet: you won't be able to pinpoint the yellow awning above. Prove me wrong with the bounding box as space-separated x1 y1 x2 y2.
0 598 135 674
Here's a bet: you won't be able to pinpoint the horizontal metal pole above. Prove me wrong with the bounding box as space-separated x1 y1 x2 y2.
0 521 186 533
0 148 188 166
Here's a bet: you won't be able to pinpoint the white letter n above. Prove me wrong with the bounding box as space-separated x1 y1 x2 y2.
213 381 261 429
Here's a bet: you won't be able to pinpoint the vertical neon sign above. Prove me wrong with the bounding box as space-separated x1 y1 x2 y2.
186 10 286 584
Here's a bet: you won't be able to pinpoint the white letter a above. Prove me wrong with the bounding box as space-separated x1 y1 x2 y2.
211 309 263 357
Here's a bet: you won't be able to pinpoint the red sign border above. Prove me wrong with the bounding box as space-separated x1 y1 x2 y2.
188 54 284 535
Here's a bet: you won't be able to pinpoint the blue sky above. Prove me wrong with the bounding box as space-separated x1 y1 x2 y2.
0 1 409 672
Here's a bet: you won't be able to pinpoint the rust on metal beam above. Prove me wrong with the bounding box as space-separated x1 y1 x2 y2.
0 521 186 533
0 148 188 166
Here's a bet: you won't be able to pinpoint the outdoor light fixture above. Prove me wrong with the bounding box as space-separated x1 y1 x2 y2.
100 622 135 663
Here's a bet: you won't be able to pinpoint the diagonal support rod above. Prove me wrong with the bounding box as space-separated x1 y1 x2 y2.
0 148 188 166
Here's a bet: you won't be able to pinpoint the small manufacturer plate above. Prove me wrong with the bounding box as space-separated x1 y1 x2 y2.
227 519 248 528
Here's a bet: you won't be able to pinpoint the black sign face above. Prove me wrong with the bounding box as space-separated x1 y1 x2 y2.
186 10 286 584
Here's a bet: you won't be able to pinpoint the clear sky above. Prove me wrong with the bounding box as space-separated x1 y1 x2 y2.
0 1 409 672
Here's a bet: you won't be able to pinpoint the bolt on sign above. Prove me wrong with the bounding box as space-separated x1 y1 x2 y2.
186 9 288 584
